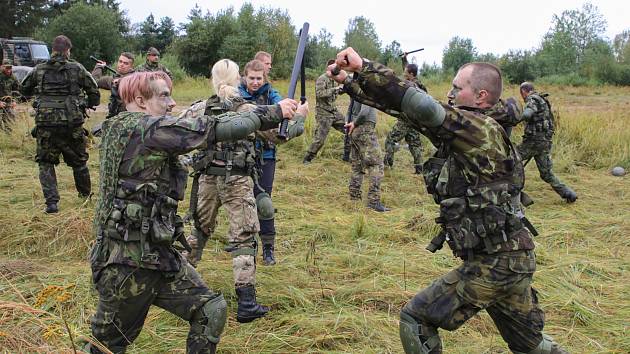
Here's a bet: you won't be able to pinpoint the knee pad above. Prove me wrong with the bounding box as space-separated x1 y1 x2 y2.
399 310 441 354
191 294 228 344
255 192 275 221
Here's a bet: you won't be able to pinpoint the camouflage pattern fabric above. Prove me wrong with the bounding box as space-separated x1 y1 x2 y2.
349 121 384 206
342 60 547 352
521 92 554 141
19 54 99 205
137 61 173 79
517 139 573 197
383 119 424 168
90 263 222 354
0 72 19 132
307 73 346 155
34 125 91 203
402 250 545 353
189 174 259 285
485 97 522 136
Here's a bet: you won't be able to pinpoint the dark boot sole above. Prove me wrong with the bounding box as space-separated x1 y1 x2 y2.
236 313 267 323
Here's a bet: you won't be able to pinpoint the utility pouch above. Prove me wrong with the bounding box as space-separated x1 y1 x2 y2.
150 196 178 245
423 157 446 200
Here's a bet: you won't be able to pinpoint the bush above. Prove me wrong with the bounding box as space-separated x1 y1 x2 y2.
537 73 601 86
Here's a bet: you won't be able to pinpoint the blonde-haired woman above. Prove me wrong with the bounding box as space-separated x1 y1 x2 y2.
182 59 307 323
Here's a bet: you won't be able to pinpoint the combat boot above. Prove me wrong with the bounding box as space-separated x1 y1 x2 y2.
303 152 316 164
414 164 423 175
368 201 390 212
262 245 276 266
383 155 394 168
236 285 269 323
45 203 58 214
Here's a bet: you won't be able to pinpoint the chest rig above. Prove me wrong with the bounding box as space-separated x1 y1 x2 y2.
422 112 535 259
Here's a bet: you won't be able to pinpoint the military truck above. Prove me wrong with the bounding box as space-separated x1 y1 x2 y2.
1 37 50 67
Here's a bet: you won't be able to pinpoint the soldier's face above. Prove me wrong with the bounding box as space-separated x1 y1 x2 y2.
148 54 159 63
145 79 176 116
260 56 272 75
1 66 11 76
448 66 476 107
117 55 134 74
246 70 265 93
403 70 413 81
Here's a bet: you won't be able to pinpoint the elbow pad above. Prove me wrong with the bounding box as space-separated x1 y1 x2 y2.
287 116 305 139
401 87 445 128
214 112 261 142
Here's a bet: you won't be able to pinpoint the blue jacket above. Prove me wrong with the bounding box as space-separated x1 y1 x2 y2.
239 82 283 159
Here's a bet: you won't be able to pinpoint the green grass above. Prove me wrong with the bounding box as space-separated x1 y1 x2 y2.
0 80 629 353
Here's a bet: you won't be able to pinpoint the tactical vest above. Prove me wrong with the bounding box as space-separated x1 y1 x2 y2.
191 96 257 179
524 93 554 139
95 112 186 264
33 58 84 126
422 111 533 259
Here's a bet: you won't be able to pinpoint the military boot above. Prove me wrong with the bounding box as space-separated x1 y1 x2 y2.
262 244 276 266
414 164 423 175
45 203 59 214
236 285 269 323
383 154 394 168
303 152 316 165
368 201 390 212
72 165 92 198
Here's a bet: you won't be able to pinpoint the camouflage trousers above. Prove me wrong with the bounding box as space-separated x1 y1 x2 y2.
384 120 423 167
34 125 91 204
186 174 259 286
307 108 346 155
402 250 545 353
349 122 384 206
90 263 224 354
517 138 572 197
0 107 16 133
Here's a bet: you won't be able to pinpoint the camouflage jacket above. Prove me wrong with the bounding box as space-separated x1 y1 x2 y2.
485 97 522 135
315 73 341 113
91 106 284 279
344 60 533 257
20 54 100 126
407 77 428 93
91 67 135 118
0 72 20 100
137 60 173 79
522 92 554 141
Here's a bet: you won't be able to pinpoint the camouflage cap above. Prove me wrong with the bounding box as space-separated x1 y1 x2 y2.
1 59 12 67
146 47 160 56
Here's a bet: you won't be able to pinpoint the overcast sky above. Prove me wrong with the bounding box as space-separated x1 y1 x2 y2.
120 0 629 65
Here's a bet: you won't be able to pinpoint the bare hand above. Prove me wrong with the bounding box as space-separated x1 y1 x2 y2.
0 102 5 108
296 101 309 117
95 60 106 68
10 101 16 108
326 65 347 83
336 47 363 72
344 121 356 135
278 98 299 119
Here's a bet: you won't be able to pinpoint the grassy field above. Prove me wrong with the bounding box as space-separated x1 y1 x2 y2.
0 78 628 353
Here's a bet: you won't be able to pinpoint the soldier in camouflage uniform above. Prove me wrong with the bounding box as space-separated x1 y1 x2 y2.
0 59 20 133
383 56 427 174
20 36 100 213
181 59 308 322
92 52 136 119
328 48 569 354
88 70 299 353
517 82 577 203
346 101 389 212
303 60 346 164
136 47 173 79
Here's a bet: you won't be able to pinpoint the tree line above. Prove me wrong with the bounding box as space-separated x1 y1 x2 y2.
3 1 629 85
